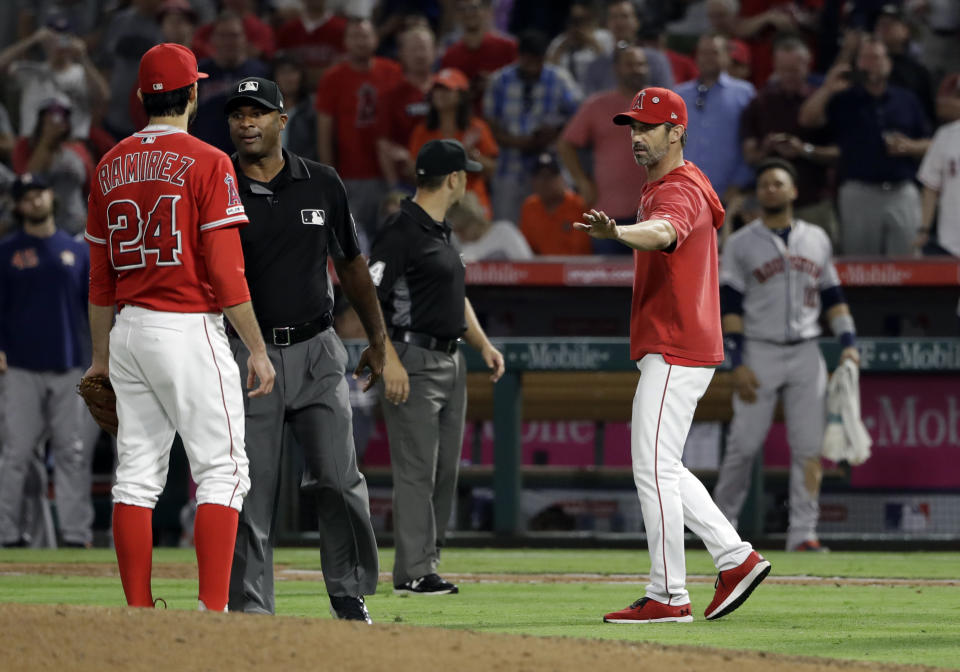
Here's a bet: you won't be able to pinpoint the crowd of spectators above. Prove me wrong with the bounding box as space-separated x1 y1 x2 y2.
0 0 957 261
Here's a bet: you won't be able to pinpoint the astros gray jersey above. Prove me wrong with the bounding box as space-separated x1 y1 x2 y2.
719 219 840 343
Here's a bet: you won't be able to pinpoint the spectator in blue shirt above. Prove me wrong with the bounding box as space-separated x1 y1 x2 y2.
675 34 756 203
799 36 931 256
484 29 582 222
0 174 94 548
580 0 675 97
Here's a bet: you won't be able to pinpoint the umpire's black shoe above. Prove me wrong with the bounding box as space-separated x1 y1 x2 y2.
394 573 459 596
329 595 373 624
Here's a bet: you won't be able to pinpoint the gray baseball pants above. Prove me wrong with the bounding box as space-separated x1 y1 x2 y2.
713 339 827 549
0 367 94 546
379 343 466 586
837 180 921 256
228 328 379 614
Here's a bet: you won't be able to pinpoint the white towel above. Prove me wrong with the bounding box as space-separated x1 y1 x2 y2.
822 359 872 466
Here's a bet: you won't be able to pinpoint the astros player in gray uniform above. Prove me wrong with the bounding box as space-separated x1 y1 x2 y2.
713 158 859 552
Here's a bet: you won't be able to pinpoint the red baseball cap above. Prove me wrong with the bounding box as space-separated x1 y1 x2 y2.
138 43 208 94
729 41 751 66
430 68 470 91
613 87 687 128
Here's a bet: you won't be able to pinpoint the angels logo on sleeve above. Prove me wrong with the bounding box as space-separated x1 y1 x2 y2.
225 174 242 207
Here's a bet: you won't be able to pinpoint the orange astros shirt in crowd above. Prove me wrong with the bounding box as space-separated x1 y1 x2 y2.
519 189 592 256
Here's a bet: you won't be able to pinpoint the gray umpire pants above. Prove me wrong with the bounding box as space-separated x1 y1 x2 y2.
837 180 920 256
228 328 379 614
712 339 826 549
0 366 94 546
379 342 467 586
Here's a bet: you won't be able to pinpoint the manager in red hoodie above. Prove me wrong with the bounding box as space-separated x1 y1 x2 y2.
576 87 771 625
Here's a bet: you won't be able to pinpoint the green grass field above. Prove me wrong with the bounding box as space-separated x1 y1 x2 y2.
1 548 958 669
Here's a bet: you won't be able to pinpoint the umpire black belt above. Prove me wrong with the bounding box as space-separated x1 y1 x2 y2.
392 328 460 354
264 312 333 347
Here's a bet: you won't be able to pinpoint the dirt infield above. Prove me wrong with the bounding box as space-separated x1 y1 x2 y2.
0 563 950 672
0 603 943 672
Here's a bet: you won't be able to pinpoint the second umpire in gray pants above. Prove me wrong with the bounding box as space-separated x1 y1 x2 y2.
224 78 393 621
369 139 505 595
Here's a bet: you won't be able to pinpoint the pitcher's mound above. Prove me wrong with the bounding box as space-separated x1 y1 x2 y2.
1 603 938 672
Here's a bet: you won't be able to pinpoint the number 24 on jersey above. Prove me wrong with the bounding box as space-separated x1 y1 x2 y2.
107 194 182 270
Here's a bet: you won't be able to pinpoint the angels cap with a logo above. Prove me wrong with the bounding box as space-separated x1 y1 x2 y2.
224 77 285 115
138 43 208 94
613 87 687 128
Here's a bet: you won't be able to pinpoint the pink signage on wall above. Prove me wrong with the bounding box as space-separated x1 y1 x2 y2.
361 375 960 489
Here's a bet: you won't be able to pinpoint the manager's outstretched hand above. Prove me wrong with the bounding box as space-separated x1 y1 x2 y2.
574 210 620 239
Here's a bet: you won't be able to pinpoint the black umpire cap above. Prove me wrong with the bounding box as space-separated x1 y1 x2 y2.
224 77 284 114
415 139 483 178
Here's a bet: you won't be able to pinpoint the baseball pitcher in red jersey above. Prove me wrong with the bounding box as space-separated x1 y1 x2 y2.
84 43 276 611
576 87 770 623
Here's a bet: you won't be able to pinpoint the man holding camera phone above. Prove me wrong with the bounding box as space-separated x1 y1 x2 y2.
798 36 930 256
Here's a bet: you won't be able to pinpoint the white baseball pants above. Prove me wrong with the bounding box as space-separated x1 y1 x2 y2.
109 306 250 512
632 354 752 606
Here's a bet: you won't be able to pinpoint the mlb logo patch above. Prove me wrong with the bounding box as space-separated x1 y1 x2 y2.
302 209 325 226
152 83 163 91
239 81 259 92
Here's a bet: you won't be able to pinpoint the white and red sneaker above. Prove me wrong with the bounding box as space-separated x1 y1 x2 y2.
704 550 771 620
603 597 693 624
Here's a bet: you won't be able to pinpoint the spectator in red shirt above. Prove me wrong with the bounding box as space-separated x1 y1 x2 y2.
707 0 756 79
316 17 403 237
639 27 699 85
275 0 346 87
192 0 275 61
441 0 518 115
729 38 753 81
376 25 436 188
736 0 820 87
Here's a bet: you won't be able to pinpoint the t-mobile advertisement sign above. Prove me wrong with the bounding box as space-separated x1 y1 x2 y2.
844 375 960 488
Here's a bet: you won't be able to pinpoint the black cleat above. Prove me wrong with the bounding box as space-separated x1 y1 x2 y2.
394 573 459 596
329 595 373 624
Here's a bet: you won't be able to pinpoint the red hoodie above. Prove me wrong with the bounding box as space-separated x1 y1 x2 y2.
629 160 725 366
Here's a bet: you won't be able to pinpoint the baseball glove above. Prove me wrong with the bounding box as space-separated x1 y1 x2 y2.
77 374 118 437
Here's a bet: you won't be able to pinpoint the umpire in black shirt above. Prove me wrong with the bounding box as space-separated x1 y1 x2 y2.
224 77 396 622
369 139 505 595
